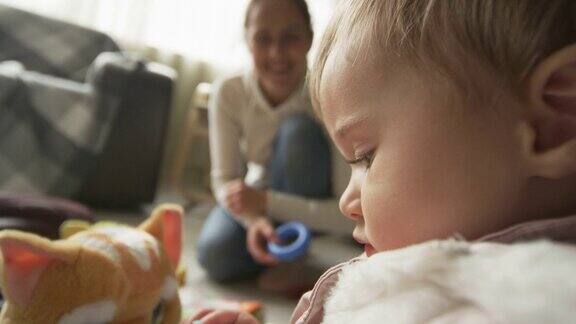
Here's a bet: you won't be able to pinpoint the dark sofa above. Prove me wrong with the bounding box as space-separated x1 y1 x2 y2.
0 5 175 210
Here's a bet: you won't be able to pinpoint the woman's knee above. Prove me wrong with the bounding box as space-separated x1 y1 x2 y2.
195 207 263 281
195 207 248 281
276 114 329 164
196 235 240 282
276 113 324 148
276 114 329 167
196 238 263 282
271 113 332 196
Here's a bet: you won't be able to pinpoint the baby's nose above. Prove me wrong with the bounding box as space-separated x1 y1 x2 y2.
339 182 362 221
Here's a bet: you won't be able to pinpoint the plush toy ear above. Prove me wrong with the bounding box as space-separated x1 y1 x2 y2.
60 219 92 239
0 231 70 306
139 204 183 269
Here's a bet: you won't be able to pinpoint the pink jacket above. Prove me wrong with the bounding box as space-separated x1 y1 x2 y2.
290 215 576 324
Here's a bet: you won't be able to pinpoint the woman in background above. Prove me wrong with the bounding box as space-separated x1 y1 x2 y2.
196 0 352 282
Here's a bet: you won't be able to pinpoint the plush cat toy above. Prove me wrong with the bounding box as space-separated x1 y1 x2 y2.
0 203 183 324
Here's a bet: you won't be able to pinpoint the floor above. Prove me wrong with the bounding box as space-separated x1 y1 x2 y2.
98 196 362 323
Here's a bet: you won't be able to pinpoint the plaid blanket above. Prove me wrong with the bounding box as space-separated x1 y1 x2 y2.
0 60 122 197
0 4 127 197
0 4 119 82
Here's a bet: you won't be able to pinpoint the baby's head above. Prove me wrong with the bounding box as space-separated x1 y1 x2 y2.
312 0 576 255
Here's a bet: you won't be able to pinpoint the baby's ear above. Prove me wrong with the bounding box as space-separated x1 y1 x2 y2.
526 44 576 178
139 204 183 269
0 231 72 306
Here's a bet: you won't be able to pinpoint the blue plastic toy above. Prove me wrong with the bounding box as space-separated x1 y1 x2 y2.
267 221 311 262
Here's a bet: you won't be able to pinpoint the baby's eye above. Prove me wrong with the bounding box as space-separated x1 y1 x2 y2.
348 151 374 169
360 151 374 169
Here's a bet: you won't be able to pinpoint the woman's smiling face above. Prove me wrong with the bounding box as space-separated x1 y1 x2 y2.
245 0 312 97
319 50 528 256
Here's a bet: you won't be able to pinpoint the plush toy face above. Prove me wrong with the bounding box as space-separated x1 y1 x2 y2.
0 204 183 324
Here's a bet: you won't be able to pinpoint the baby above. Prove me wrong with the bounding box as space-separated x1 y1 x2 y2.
186 0 576 323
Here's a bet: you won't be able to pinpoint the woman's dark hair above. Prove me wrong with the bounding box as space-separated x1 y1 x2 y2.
244 0 313 36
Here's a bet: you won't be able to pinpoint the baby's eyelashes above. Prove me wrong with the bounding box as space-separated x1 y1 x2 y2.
347 150 375 169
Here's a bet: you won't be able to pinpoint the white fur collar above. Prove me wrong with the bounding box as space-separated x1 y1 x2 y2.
323 240 576 324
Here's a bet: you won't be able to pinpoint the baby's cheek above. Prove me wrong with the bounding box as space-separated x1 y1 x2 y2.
361 179 414 250
361 175 456 251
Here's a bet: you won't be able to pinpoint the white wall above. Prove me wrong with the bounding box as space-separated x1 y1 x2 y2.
0 0 341 73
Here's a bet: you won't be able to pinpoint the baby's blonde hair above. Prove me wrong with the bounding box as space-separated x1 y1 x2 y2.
311 0 576 108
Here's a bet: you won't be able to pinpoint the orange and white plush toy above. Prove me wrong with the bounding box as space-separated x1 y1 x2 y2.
0 204 183 324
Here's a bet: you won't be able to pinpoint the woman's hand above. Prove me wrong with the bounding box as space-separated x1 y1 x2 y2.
222 180 278 266
183 309 259 324
224 180 267 216
246 217 279 266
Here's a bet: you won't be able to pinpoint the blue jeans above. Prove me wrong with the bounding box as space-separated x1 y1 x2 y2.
196 113 332 282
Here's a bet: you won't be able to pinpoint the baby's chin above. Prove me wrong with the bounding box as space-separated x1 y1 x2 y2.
364 243 377 256
372 236 437 255
376 226 480 253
